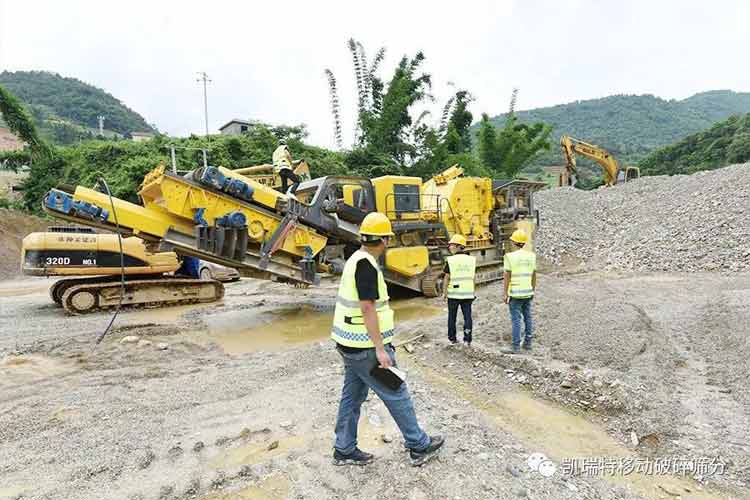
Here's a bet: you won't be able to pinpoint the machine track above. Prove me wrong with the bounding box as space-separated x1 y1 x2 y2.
59 278 225 314
50 276 126 305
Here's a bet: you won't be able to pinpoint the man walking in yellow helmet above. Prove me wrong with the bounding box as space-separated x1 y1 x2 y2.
502 230 537 354
442 234 476 346
331 212 444 467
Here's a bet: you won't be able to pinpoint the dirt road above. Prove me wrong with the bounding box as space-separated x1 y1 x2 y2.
1 272 749 500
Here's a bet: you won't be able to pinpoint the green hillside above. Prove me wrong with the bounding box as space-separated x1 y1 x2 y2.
639 113 750 175
480 90 750 169
0 71 154 144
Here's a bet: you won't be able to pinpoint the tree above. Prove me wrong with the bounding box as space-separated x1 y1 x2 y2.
0 84 52 160
476 90 552 179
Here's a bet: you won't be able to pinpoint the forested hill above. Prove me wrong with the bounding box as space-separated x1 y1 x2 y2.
639 112 750 175
480 90 750 168
0 71 154 140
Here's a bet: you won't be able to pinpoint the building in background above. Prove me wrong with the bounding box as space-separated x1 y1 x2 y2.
219 119 254 136
131 132 155 142
0 126 24 152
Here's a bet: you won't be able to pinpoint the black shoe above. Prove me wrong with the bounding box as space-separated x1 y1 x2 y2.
409 435 445 466
502 346 521 354
332 447 374 466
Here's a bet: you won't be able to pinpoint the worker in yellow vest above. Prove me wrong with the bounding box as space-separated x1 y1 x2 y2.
442 234 476 346
331 212 444 467
272 140 301 194
502 230 537 354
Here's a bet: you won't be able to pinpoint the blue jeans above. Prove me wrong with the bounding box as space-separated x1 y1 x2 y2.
447 298 473 343
509 297 533 348
334 343 430 454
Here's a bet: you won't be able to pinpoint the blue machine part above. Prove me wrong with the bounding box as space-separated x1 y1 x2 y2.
216 211 247 228
44 190 75 214
43 190 108 221
194 207 208 226
196 166 226 191
177 256 201 279
73 200 109 221
224 178 254 202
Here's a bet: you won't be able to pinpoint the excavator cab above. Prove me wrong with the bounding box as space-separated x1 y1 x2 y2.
624 166 640 182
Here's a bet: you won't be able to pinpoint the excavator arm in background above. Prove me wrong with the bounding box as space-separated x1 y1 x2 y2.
560 135 640 187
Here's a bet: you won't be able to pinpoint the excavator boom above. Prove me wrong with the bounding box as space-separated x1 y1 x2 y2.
560 135 621 186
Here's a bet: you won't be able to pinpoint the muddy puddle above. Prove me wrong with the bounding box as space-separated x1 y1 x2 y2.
202 300 443 355
0 486 32 499
402 356 728 500
120 302 214 324
202 474 290 500
0 354 77 389
210 416 392 471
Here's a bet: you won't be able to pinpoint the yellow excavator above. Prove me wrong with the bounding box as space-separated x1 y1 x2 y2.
36 161 543 309
22 227 223 313
560 135 640 187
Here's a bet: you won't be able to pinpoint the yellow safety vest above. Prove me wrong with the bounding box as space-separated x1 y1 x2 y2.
272 145 292 173
331 250 395 348
504 249 536 298
446 253 476 299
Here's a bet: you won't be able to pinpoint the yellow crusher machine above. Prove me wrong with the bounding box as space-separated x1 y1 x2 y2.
21 226 224 314
38 162 545 302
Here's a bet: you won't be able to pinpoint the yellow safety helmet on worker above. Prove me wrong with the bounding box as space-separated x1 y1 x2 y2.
448 234 467 247
510 230 528 245
359 212 394 244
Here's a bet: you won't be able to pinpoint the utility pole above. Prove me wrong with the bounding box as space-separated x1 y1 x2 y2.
196 72 211 141
97 115 105 136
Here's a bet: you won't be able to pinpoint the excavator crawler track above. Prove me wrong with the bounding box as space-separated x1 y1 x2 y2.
50 276 128 305
60 278 225 315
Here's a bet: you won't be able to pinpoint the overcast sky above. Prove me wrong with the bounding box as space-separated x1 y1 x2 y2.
2 0 749 148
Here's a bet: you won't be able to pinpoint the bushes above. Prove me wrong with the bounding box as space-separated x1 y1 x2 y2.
9 125 347 212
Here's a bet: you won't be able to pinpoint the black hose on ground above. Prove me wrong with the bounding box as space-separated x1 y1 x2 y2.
94 177 125 345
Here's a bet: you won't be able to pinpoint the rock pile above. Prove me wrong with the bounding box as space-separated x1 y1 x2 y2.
534 163 750 272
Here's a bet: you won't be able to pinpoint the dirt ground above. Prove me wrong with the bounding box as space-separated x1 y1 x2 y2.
1 271 750 500
0 208 51 280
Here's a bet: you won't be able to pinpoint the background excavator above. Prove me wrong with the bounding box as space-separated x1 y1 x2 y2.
33 159 544 313
560 135 640 187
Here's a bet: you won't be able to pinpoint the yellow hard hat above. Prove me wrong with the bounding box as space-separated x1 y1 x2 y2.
360 212 395 237
510 230 528 244
449 234 467 247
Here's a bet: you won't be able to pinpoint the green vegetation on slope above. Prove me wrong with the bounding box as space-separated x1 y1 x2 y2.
639 113 750 175
481 90 750 169
9 124 345 213
0 71 154 143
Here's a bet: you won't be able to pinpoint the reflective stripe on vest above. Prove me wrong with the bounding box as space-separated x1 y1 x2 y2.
331 250 395 348
446 254 476 299
506 249 536 298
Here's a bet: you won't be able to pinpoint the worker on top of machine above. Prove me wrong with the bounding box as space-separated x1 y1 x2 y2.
502 230 537 354
272 140 301 195
331 212 444 467
442 234 476 346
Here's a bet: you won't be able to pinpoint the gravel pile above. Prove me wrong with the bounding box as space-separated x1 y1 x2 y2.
534 163 750 272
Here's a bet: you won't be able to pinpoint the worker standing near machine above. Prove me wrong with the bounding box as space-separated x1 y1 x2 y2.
442 234 476 346
502 230 537 354
272 140 301 194
331 212 444 467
